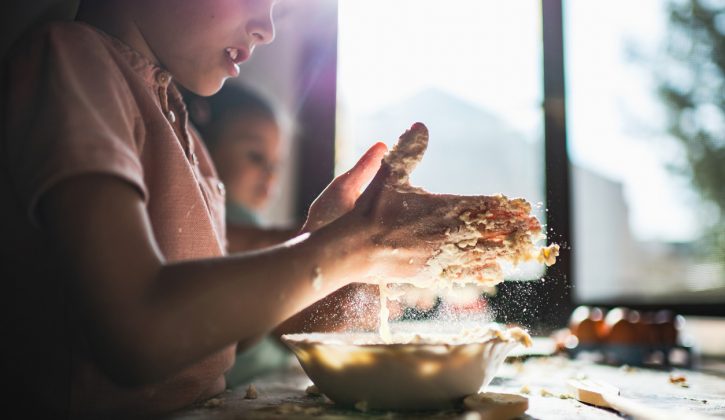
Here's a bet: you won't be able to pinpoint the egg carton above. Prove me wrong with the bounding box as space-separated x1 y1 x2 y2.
567 343 695 369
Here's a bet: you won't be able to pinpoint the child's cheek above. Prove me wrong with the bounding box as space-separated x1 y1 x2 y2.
236 168 259 195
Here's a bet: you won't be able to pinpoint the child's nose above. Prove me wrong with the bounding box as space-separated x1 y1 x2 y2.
263 162 277 177
248 8 276 45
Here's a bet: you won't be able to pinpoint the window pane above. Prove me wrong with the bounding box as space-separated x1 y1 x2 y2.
565 0 725 303
336 0 547 280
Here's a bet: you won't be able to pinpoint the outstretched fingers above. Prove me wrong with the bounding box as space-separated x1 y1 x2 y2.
334 142 387 204
355 158 393 212
345 142 388 190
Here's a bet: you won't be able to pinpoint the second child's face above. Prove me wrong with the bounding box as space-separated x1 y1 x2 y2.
132 0 276 96
212 112 281 210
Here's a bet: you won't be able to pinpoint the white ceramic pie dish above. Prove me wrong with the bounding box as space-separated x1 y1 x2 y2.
281 327 529 411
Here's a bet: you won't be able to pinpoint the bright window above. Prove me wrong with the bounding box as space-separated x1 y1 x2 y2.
565 0 725 303
336 0 548 281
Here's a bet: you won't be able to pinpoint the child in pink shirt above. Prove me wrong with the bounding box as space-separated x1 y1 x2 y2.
1 0 447 417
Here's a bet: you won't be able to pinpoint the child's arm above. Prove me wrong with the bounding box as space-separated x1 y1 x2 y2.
226 225 298 253
37 144 425 387
39 175 357 385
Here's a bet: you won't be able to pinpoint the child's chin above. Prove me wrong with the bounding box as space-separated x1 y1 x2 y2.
199 82 226 97
180 76 226 97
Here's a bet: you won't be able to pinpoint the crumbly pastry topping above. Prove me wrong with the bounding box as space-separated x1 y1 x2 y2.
380 122 559 288
283 323 532 347
458 324 533 347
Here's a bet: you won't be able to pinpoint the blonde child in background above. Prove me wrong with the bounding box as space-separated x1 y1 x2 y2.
185 84 295 387
186 83 293 250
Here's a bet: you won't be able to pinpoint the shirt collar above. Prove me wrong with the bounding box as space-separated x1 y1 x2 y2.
78 21 173 90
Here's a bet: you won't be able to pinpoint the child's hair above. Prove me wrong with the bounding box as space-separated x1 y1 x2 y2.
185 83 279 151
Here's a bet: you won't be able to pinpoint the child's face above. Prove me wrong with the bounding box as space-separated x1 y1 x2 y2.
212 112 281 210
132 0 276 96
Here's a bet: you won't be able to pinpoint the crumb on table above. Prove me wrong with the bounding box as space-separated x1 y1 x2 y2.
245 384 258 399
201 397 223 408
354 400 369 412
669 373 690 387
305 384 321 396
540 388 556 398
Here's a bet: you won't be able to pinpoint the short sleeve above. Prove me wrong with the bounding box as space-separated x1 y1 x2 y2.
2 23 148 227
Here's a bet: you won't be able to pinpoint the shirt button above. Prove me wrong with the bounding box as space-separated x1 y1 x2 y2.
156 71 171 85
166 110 176 123
216 181 226 196
190 151 199 166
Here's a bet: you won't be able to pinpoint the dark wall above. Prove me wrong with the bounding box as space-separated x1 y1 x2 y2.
2 1 79 59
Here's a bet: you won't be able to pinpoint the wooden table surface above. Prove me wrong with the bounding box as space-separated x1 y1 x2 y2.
166 356 725 419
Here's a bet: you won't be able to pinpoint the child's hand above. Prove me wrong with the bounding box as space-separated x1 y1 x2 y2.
301 142 388 233
338 165 454 280
329 122 543 285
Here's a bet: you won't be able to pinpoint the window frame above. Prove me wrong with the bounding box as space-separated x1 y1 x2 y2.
557 0 725 318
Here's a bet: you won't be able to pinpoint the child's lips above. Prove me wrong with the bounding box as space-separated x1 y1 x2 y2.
225 46 250 64
224 46 250 77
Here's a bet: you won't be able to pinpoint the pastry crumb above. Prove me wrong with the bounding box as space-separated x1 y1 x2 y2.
354 400 369 412
202 397 223 408
539 388 571 399
245 384 258 399
540 388 556 398
620 364 637 373
275 403 324 415
305 384 321 396
537 244 560 266
669 373 689 387
519 384 531 395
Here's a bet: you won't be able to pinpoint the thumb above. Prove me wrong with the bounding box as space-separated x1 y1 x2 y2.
336 142 388 198
355 151 393 211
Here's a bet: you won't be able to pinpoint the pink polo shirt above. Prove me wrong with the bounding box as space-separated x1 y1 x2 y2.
1 22 235 416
